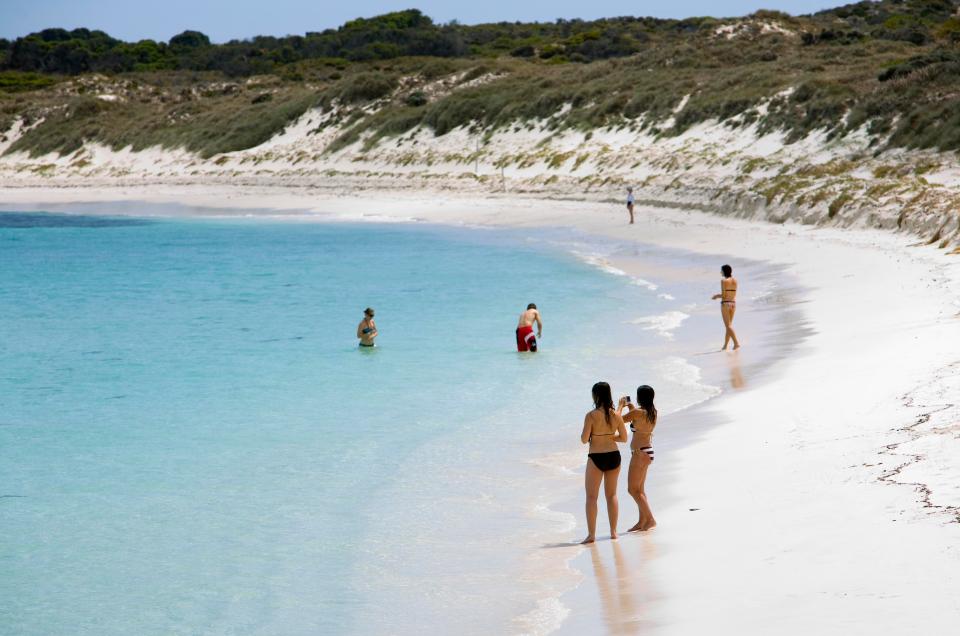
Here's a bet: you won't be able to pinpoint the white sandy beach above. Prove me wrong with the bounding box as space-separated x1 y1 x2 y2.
2 186 959 633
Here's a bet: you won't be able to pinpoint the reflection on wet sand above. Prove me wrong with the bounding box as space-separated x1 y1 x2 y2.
726 350 746 390
587 536 660 634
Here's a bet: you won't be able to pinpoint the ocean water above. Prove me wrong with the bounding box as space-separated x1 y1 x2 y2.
0 211 720 635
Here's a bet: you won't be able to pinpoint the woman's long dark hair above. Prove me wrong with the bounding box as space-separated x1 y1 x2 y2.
636 385 657 425
592 382 614 425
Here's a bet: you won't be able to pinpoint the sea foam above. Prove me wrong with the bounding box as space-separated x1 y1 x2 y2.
630 310 690 339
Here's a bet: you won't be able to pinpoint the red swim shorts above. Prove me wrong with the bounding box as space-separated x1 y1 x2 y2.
516 325 538 352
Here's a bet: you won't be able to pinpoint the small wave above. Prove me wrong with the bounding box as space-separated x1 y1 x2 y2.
331 213 421 223
527 450 584 476
658 293 675 301
653 356 722 412
570 250 626 277
631 277 658 291
569 250 665 295
629 311 689 339
514 597 571 636
529 502 578 534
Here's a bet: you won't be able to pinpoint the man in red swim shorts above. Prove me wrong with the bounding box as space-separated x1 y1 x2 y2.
516 303 542 352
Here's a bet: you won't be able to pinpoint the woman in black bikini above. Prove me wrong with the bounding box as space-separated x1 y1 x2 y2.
711 264 740 350
579 382 628 544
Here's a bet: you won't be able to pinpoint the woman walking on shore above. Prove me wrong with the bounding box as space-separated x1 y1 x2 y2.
711 264 740 350
620 385 658 532
580 382 628 544
626 187 635 224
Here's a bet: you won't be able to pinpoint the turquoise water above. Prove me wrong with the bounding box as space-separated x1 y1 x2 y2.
0 212 692 635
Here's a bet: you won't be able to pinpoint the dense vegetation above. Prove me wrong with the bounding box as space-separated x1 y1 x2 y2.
4 1 960 158
0 10 643 76
2 3 958 76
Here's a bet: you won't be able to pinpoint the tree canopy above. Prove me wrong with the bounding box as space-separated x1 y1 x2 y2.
1 2 959 77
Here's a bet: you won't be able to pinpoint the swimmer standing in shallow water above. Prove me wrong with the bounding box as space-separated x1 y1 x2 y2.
516 303 542 352
711 264 740 350
357 307 377 347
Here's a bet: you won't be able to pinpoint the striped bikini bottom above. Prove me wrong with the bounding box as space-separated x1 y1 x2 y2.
632 446 654 462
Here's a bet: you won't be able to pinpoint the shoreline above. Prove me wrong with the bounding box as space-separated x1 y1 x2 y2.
511 229 804 633
544 202 960 633
3 186 959 632
522 238 807 634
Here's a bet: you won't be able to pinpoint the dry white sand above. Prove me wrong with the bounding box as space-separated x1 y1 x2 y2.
2 186 958 634
552 206 960 635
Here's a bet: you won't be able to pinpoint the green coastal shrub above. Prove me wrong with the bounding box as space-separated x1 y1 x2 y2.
404 90 427 107
0 71 58 92
336 72 397 103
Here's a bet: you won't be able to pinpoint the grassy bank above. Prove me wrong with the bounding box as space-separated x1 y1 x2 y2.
3 2 960 159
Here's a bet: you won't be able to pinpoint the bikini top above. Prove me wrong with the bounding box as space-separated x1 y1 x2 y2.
627 410 656 435
589 410 620 439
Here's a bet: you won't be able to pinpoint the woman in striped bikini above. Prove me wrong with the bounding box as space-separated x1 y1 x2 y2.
711 263 740 351
620 385 658 532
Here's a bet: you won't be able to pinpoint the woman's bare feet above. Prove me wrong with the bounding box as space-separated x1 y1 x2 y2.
580 535 595 545
627 521 645 532
610 530 618 540
639 520 657 531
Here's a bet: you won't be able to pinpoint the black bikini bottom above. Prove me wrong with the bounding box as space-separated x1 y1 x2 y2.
588 450 622 472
